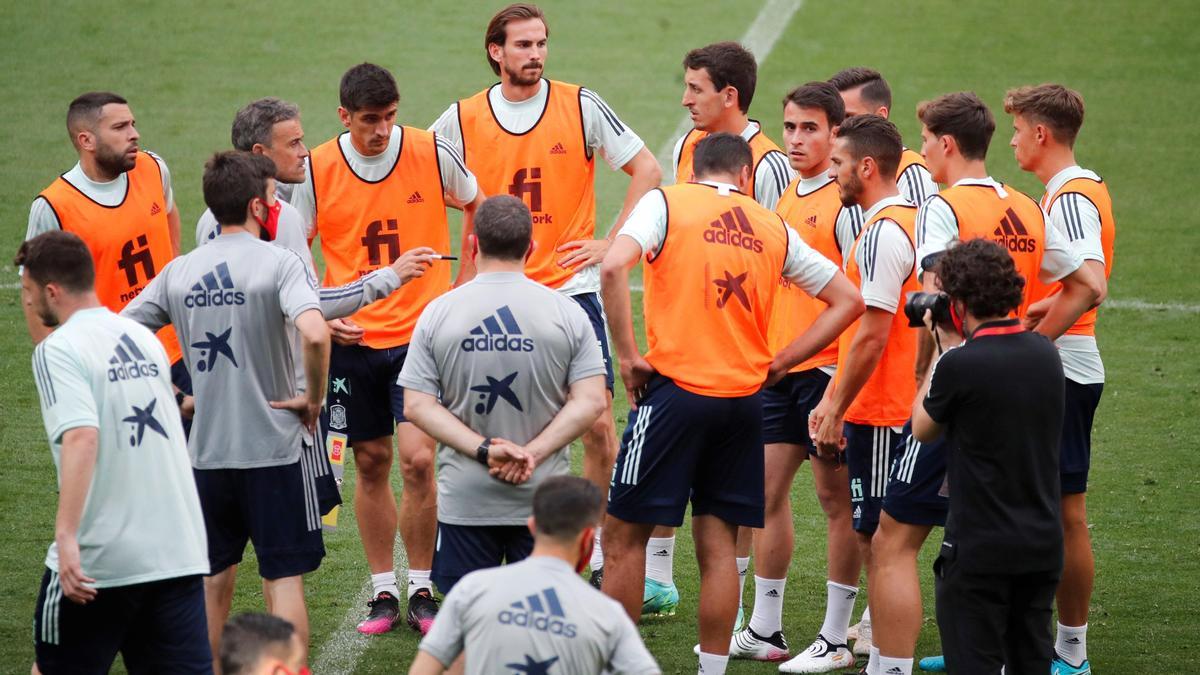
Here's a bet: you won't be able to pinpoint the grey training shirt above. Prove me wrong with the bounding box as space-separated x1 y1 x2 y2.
122 231 321 469
419 556 660 674
397 272 605 526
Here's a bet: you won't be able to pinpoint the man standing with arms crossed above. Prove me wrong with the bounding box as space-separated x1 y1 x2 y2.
20 231 210 675
784 115 921 674
399 195 608 592
430 2 662 586
861 92 1099 675
290 62 485 635
123 151 331 661
1006 83 1114 675
600 133 863 675
27 92 190 422
729 81 861 664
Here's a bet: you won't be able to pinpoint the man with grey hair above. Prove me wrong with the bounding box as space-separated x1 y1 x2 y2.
399 194 608 593
409 476 660 675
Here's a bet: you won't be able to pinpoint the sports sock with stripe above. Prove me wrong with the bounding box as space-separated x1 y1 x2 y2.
371 571 400 598
697 651 729 675
748 576 786 635
406 569 431 598
819 580 859 645
645 536 675 585
1055 622 1088 665
878 655 913 675
736 556 751 612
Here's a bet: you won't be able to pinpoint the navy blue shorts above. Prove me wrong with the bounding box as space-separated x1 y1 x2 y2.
34 570 211 675
762 369 831 449
432 522 534 594
1061 381 1103 494
193 456 325 580
608 375 765 528
846 422 902 535
570 292 615 394
325 343 409 443
883 421 950 527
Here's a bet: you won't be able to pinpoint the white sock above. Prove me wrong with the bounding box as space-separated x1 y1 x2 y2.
867 646 881 675
371 571 400 598
697 651 728 675
589 527 604 571
748 576 786 635
645 537 675 585
1055 622 1088 665
878 655 913 675
406 569 432 598
735 557 750 609
861 604 871 623
819 580 859 645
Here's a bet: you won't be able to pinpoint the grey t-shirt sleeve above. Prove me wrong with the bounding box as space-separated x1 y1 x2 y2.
120 265 172 331
396 301 443 396
565 302 607 385
319 268 401 320
33 339 100 444
605 605 662 674
27 197 62 240
417 572 471 666
275 250 321 321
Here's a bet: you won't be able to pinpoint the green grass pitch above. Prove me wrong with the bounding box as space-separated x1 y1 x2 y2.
1 0 1197 672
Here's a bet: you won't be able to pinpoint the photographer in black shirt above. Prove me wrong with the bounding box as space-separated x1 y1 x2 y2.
910 239 1065 674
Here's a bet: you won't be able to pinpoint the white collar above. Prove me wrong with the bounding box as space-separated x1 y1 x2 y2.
952 175 1007 198
698 180 741 196
1043 165 1100 201
862 194 912 223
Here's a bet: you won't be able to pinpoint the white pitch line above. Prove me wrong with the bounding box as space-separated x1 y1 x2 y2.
310 533 409 675
1103 298 1200 314
652 0 805 169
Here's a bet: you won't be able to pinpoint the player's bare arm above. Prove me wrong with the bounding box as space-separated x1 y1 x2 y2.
403 389 535 484
269 308 329 432
769 272 864 385
509 375 606 465
1028 263 1102 339
813 307 894 458
55 426 100 604
557 147 662 270
167 204 182 257
1024 259 1107 331
600 235 655 406
455 190 488 286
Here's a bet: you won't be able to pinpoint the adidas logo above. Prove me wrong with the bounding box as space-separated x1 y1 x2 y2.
1066 637 1081 644
185 262 245 308
885 668 905 675
804 214 818 227
497 587 577 637
460 305 534 352
407 191 424 204
703 206 764 253
845 591 858 599
150 202 162 216
549 142 566 155
992 207 1038 253
107 333 160 382
652 549 670 557
765 589 780 598
853 505 862 519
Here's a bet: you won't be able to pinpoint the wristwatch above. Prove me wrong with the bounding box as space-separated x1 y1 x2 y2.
475 441 490 466
175 390 186 407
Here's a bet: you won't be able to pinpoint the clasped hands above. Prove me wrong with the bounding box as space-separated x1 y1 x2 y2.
486 438 538 485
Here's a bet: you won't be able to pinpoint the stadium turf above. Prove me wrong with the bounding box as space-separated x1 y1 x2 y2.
1 0 1197 672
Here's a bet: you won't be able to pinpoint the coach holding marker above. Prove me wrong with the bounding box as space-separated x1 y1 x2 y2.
399 194 608 593
911 239 1065 674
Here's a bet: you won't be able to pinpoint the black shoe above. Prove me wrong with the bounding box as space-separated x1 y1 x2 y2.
406 588 439 635
356 591 400 635
588 567 603 589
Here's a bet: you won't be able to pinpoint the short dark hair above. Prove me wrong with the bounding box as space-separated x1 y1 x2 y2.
485 3 548 76
339 63 399 113
683 42 757 113
14 231 95 293
828 67 892 111
1003 83 1085 148
231 97 301 151
933 239 1025 319
532 476 603 540
917 92 995 161
834 114 904 181
219 613 296 675
67 91 127 143
782 81 846 127
475 195 533 260
692 132 753 179
203 151 276 226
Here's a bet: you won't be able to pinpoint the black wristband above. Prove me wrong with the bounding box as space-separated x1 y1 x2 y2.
475 441 490 466
175 390 186 406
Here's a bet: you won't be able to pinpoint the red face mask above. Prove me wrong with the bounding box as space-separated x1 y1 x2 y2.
575 528 596 574
252 198 282 241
